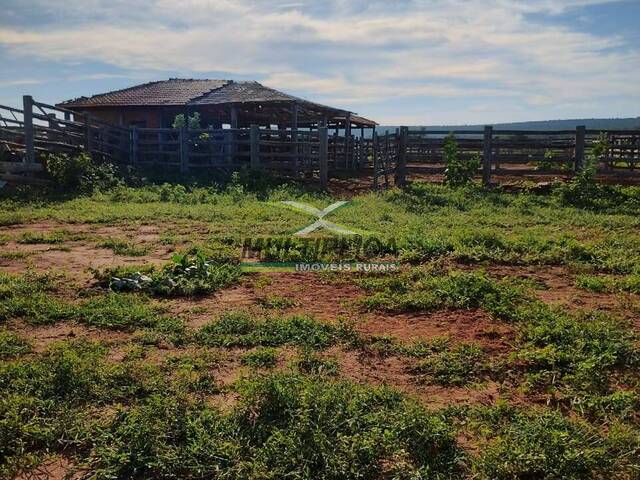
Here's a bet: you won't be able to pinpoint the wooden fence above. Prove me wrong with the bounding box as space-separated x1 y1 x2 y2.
2 95 639 188
373 126 640 187
0 96 364 188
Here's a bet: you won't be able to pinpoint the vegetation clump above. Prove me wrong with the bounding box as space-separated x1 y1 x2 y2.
105 250 241 297
44 152 122 194
198 311 343 349
443 134 480 186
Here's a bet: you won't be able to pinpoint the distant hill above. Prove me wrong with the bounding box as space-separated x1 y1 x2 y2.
377 117 640 134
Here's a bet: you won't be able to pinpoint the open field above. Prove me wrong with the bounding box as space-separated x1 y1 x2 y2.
1 180 639 479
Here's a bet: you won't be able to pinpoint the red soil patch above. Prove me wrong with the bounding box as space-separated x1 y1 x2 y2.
485 264 636 316
14 456 82 480
326 346 503 408
356 308 514 354
8 319 130 353
167 272 363 328
255 272 363 321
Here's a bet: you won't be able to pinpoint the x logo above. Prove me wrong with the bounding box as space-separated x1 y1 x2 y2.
281 200 357 236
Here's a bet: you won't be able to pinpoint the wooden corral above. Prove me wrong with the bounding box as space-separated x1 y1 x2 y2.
1 90 639 188
372 127 640 187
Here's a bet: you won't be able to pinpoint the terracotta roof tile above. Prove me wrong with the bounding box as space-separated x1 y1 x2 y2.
58 79 228 107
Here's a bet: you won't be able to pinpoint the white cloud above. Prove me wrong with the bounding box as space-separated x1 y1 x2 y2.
0 0 638 123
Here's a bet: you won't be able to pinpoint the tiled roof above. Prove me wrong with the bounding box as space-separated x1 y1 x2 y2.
189 81 295 105
57 78 377 125
58 79 228 107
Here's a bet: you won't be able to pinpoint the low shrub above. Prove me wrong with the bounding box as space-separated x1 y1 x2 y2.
104 251 241 297
44 152 122 194
241 347 279 368
443 134 481 187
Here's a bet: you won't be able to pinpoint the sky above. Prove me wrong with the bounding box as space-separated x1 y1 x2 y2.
0 0 638 125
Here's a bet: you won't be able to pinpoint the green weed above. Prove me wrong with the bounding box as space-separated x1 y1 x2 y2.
97 237 151 256
0 330 30 359
472 408 636 479
17 230 66 244
410 341 485 386
198 311 341 349
241 347 279 368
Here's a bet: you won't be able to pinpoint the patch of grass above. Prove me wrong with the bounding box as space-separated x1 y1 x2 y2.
241 347 279 368
0 340 165 476
471 407 637 479
575 273 640 294
17 230 66 244
515 308 638 397
87 373 461 479
76 294 186 344
0 329 30 359
0 250 31 260
197 311 342 349
97 236 151 256
251 275 273 289
163 352 220 395
574 273 614 293
295 350 340 375
409 341 485 386
617 273 640 294
0 271 72 325
358 267 525 316
258 294 299 309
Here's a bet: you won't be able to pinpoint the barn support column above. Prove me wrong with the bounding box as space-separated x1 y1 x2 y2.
227 105 238 165
22 95 35 164
291 102 299 177
344 114 351 170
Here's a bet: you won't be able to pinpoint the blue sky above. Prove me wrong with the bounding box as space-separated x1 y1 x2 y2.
0 0 638 125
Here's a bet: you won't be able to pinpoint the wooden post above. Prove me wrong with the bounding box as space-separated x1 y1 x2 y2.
291 103 299 176
482 126 493 186
229 105 238 166
395 126 408 186
179 127 188 174
319 125 328 189
83 112 93 153
345 113 351 169
250 124 260 169
373 131 379 190
22 95 35 164
131 126 138 166
575 125 586 172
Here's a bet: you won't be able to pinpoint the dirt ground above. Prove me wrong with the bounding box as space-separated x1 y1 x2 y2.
3 222 637 405
4 218 640 480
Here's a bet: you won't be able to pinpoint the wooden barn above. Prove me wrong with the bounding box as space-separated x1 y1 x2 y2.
56 78 376 131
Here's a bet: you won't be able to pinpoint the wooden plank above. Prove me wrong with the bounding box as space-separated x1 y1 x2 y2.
575 125 585 171
0 161 44 172
319 126 328 188
0 172 50 185
250 124 260 169
482 126 493 186
395 126 408 186
23 95 35 164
